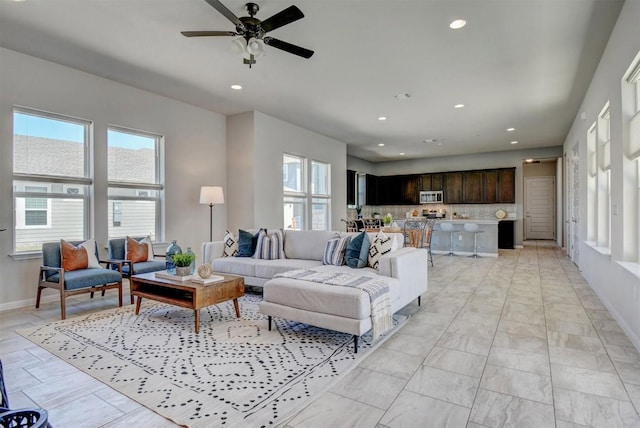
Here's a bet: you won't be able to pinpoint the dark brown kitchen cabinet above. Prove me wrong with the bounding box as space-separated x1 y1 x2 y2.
402 175 419 204
361 167 515 206
444 172 463 204
498 168 516 203
365 174 379 205
377 175 398 205
484 170 499 203
376 175 420 205
421 174 443 191
347 169 356 206
430 174 443 191
462 171 483 203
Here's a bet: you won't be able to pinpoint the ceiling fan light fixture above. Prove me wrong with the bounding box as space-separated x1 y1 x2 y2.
247 37 266 56
231 36 247 55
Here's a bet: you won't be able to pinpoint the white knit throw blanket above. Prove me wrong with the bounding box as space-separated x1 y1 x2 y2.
274 269 393 341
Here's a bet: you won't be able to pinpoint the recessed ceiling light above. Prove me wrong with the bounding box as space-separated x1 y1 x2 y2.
378 143 385 147
507 127 515 132
454 104 465 109
230 84 242 90
378 116 387 121
449 19 467 29
510 141 518 145
399 152 406 156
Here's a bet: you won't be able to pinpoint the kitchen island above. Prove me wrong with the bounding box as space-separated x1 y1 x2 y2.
431 219 500 257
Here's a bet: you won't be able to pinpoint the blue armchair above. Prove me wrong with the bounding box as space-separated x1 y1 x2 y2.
37 240 123 320
108 237 166 304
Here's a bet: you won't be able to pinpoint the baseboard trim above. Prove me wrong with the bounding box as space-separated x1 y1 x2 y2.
0 293 59 313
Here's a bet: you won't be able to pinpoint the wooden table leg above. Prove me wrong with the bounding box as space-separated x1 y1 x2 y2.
194 310 200 334
135 295 142 314
233 298 240 317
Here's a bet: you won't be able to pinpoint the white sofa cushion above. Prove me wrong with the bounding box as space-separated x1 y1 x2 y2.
211 257 257 277
263 265 400 319
254 259 322 279
283 230 336 260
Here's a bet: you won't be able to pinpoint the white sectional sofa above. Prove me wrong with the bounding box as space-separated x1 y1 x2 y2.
202 229 428 350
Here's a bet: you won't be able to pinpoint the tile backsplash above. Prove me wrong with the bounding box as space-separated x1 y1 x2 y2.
350 204 517 221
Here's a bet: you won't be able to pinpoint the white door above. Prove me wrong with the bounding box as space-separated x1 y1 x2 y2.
525 176 555 240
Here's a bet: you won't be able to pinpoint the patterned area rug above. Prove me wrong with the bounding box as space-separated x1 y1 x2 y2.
19 294 405 427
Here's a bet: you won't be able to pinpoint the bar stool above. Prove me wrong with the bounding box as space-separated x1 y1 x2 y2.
463 223 485 258
439 222 459 256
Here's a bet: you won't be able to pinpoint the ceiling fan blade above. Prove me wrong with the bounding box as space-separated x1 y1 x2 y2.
260 5 304 33
263 37 314 59
181 31 237 37
203 0 243 27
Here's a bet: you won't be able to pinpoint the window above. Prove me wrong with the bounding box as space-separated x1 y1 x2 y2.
283 155 332 231
283 154 306 230
24 186 49 226
587 123 597 242
597 104 611 249
626 57 640 262
13 108 91 252
311 161 331 230
107 127 163 240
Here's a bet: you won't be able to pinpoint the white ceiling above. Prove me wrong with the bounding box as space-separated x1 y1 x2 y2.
0 0 624 162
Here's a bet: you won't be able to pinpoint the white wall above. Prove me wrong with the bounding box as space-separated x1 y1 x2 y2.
227 111 347 233
0 48 227 309
562 0 640 350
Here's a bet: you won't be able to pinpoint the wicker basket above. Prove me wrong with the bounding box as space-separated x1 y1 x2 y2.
0 408 49 428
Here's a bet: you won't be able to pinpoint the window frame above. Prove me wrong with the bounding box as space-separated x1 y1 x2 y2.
310 160 331 231
107 125 164 241
12 107 92 254
282 154 332 231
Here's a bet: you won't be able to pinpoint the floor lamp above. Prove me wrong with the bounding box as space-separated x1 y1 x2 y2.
199 186 224 242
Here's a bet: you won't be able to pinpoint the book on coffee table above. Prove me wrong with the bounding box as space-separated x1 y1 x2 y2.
190 275 225 285
154 271 193 282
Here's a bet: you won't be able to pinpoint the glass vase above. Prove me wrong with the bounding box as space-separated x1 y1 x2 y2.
185 247 196 275
165 240 182 274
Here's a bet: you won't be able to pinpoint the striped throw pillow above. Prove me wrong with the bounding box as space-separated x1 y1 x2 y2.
323 235 351 266
368 231 393 269
255 229 284 260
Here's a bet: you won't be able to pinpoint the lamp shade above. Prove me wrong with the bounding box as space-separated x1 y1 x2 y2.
200 186 224 205
231 36 247 55
246 37 265 56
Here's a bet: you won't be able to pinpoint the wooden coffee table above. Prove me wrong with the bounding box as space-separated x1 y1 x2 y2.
130 272 244 333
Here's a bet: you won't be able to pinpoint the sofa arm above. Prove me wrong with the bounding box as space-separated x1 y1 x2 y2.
202 241 225 264
378 247 428 286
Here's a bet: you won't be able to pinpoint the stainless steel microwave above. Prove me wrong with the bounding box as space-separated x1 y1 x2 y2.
420 190 443 204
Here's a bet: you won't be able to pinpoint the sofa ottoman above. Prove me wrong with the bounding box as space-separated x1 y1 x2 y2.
259 266 402 352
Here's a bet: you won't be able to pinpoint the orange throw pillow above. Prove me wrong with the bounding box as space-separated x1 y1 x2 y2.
61 239 89 271
126 236 149 263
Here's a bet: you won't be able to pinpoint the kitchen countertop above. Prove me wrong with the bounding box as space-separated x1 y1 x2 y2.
437 219 500 225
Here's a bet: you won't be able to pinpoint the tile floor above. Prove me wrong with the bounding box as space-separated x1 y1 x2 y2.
1 241 639 427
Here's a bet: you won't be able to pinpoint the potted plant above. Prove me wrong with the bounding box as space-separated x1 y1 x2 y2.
383 213 393 227
355 205 363 218
172 253 195 277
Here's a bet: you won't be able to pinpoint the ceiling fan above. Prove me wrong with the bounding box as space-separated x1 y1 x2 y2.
181 0 314 67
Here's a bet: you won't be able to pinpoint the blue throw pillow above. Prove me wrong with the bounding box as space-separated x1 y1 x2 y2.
237 229 258 257
345 231 371 268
